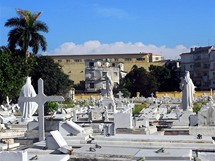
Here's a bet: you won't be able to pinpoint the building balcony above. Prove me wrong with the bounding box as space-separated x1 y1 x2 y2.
85 76 101 81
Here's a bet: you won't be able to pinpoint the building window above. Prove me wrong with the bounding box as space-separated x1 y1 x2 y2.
136 58 145 61
74 59 82 62
90 83 94 88
66 59 70 62
203 64 209 68
194 63 201 67
125 58 131 61
112 63 115 67
89 62 94 67
114 72 118 76
115 58 119 61
58 59 62 63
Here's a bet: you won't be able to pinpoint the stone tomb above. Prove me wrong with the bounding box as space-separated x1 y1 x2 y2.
0 111 17 124
91 134 215 150
0 151 28 161
189 98 215 136
46 130 72 154
133 148 192 161
59 120 85 136
73 146 192 161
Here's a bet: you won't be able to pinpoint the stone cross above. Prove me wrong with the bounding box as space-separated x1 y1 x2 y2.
18 78 64 141
151 93 154 98
116 91 123 99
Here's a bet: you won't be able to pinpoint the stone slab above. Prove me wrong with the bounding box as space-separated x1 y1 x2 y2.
50 130 68 147
74 145 139 160
91 134 215 150
189 126 215 136
0 129 25 138
28 154 70 161
0 150 28 161
94 134 213 143
27 148 70 161
133 149 192 160
198 152 215 161
0 142 20 150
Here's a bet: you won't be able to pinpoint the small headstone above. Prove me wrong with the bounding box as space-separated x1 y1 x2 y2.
0 151 28 161
46 130 72 154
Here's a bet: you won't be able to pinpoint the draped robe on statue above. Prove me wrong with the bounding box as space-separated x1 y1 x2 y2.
18 77 38 122
180 71 195 111
106 73 113 98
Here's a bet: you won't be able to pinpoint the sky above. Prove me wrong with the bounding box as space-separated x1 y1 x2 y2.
0 0 215 59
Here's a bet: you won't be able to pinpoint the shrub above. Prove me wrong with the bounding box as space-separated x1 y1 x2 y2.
44 101 59 115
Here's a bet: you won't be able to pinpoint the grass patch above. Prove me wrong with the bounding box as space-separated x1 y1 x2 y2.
133 102 149 116
193 101 207 113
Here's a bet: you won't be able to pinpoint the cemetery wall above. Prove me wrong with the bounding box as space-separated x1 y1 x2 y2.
156 90 213 98
75 93 101 100
74 90 213 100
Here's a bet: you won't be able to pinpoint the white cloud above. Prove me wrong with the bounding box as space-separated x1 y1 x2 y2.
46 40 190 59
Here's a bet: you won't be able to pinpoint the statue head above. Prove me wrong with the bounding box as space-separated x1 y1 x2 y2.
26 76 32 84
185 71 190 78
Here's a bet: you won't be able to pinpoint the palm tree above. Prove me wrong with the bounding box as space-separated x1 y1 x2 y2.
5 9 48 58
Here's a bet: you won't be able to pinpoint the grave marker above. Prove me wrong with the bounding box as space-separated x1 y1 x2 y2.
18 78 64 141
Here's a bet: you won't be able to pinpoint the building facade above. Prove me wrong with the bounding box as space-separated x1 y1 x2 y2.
180 46 215 90
49 53 164 84
85 59 126 92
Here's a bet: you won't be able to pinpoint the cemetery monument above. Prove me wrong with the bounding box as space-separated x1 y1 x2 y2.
180 71 195 111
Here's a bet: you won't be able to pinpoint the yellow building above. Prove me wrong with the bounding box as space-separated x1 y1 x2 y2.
49 53 164 84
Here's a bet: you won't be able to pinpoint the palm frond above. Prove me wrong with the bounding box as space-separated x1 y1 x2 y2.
34 21 48 32
5 18 21 27
33 12 42 20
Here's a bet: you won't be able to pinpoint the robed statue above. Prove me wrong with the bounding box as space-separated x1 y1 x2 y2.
18 77 38 122
180 71 195 111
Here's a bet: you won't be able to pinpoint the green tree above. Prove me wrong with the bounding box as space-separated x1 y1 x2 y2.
0 46 30 103
120 65 158 97
5 9 48 58
165 63 181 91
30 56 74 96
149 65 171 91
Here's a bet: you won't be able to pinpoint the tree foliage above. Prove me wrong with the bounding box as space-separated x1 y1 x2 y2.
165 63 181 91
118 64 181 97
149 65 171 91
30 56 74 96
5 9 48 58
0 47 31 103
149 64 181 92
0 9 73 104
119 65 158 97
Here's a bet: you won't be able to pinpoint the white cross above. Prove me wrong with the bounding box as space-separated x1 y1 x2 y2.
18 78 64 141
116 91 123 99
151 93 154 98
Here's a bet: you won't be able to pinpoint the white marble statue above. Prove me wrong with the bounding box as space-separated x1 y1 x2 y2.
180 71 195 111
198 96 215 126
106 73 113 98
18 77 38 122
